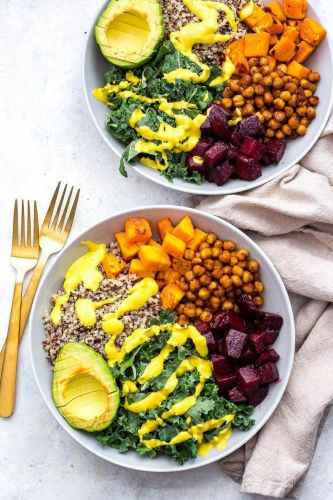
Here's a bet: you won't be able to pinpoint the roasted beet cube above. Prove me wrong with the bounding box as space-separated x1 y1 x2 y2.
240 136 265 161
239 345 257 364
261 312 283 331
236 154 262 181
186 154 206 174
238 116 264 138
204 142 228 168
259 362 279 384
263 329 279 345
230 127 242 146
212 310 245 335
200 115 212 136
248 331 267 354
226 143 238 160
261 150 272 166
223 329 247 361
194 320 211 335
237 294 263 320
209 105 230 140
211 354 232 377
248 385 269 406
202 331 219 353
216 103 233 119
215 373 238 394
255 349 280 366
190 138 214 157
265 138 286 163
208 160 234 186
238 365 260 394
228 386 248 404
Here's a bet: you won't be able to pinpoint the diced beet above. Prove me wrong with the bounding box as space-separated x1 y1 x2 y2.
238 365 260 394
204 142 228 168
259 362 279 384
255 349 280 366
212 310 245 335
226 143 238 160
261 312 283 331
190 138 214 157
248 385 269 406
230 127 242 146
215 103 233 119
211 354 232 377
238 116 264 138
215 373 238 394
186 154 206 174
239 345 257 364
209 105 230 140
208 160 234 186
263 329 279 345
236 154 262 181
261 148 272 166
200 115 212 137
223 329 247 361
194 320 211 335
237 294 263 320
228 386 248 403
265 138 286 163
240 136 265 161
202 331 218 353
248 331 267 354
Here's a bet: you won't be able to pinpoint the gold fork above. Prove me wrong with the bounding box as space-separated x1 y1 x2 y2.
0 201 39 417
0 183 80 378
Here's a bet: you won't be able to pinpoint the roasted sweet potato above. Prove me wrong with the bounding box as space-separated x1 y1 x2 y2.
125 217 152 244
162 232 186 259
228 39 250 75
294 40 315 62
129 259 156 279
265 1 286 22
299 17 327 46
157 218 174 241
287 59 310 79
161 284 185 310
244 3 273 31
270 35 296 62
187 228 208 251
102 254 126 279
172 216 195 243
138 245 171 271
283 0 307 20
115 232 139 260
244 32 271 57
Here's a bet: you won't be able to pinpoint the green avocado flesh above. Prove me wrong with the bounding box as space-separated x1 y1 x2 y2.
95 0 165 68
53 342 119 432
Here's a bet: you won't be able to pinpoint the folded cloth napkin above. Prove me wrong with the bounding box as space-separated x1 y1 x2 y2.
195 114 333 498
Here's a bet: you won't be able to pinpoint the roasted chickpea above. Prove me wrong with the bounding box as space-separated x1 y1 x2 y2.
264 92 274 105
200 247 213 260
303 89 312 99
255 111 264 123
255 96 265 108
272 77 284 90
300 117 310 126
288 115 299 129
220 97 233 109
233 94 245 107
223 265 233 276
199 274 211 287
274 111 286 122
236 249 249 261
184 249 195 260
191 257 202 266
200 310 213 323
218 250 230 264
250 65 259 75
273 89 282 99
308 96 319 107
254 281 264 293
205 232 216 245
204 259 215 272
259 57 268 66
183 303 196 318
248 57 259 67
270 71 279 79
185 270 194 282
195 307 203 317
223 241 235 252
262 109 273 121
220 275 232 288
230 256 239 266
300 79 310 89
242 86 255 98
176 303 185 314
222 300 234 311
280 90 291 102
212 268 223 280
277 64 287 73
241 103 254 117
208 281 218 292
212 247 222 259
198 288 210 301
265 128 275 138
254 84 265 95
281 124 291 136
309 83 317 93
296 106 307 116
262 75 273 87
253 72 264 84
284 106 293 118
227 290 235 299
214 239 224 249
189 279 200 292
296 125 307 136
247 260 259 273
213 288 225 298
231 275 243 287
241 74 252 86
253 296 264 307
243 283 255 294
196 298 205 307
273 98 285 110
308 71 320 82
229 79 242 92
178 314 189 326
199 242 209 251
222 86 234 98
238 260 247 268
232 265 244 277
260 65 270 76
284 82 297 94
268 118 280 130
178 280 189 292
209 296 221 310
242 270 253 283
288 95 298 108
193 264 205 277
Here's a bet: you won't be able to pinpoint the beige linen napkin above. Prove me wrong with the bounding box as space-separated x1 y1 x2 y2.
195 114 333 497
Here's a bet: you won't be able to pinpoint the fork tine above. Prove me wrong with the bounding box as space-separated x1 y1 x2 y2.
64 189 80 236
27 201 32 247
58 186 73 232
33 201 39 250
42 182 60 229
12 200 18 249
20 201 25 247
50 184 67 230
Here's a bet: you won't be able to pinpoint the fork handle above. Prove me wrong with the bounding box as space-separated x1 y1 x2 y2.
0 281 23 417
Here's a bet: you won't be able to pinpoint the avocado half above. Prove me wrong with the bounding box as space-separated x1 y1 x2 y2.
53 342 119 432
95 0 165 68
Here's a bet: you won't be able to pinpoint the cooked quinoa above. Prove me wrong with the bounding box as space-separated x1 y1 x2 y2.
161 0 263 66
42 242 161 364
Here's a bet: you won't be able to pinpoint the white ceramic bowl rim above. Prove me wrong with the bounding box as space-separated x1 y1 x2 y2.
29 205 295 472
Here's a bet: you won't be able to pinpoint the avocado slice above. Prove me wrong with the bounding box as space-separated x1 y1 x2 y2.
95 0 164 68
53 342 119 432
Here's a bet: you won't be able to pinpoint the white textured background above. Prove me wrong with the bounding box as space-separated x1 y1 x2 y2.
0 1 333 498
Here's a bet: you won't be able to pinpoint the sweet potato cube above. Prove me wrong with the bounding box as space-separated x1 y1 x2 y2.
267 55 277 71
283 0 307 20
162 232 186 259
294 40 315 63
125 217 152 244
139 245 171 272
287 60 310 79
265 1 286 22
172 216 195 243
244 32 270 58
163 269 181 284
161 284 185 310
148 239 162 248
102 254 126 279
115 232 139 260
187 228 208 251
129 259 156 279
157 218 174 241
269 34 279 46
299 17 327 46
243 3 272 30
172 258 191 275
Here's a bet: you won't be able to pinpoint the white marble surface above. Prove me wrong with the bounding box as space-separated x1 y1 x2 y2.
0 1 333 498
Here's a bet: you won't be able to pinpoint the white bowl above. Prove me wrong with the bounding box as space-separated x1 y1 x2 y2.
30 206 295 472
82 0 333 195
